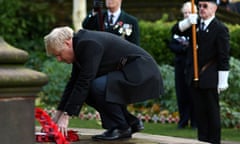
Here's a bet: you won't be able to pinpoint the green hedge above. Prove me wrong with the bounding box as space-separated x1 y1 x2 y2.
139 14 175 65
38 59 72 107
228 24 240 59
220 57 240 128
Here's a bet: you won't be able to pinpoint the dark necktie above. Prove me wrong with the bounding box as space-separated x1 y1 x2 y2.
109 14 114 25
200 22 205 31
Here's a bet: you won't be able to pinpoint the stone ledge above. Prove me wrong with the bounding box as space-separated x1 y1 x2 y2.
36 127 239 144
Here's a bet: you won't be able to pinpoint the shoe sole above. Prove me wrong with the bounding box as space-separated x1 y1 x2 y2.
131 126 144 134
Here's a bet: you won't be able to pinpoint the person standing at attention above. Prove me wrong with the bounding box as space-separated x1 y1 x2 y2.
168 1 197 129
44 27 164 141
82 0 140 45
177 0 230 143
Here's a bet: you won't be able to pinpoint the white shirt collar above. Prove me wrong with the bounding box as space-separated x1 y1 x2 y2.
107 8 121 24
201 15 215 28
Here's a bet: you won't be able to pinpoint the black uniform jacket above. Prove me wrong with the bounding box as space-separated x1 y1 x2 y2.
174 18 230 88
58 29 164 116
82 10 140 45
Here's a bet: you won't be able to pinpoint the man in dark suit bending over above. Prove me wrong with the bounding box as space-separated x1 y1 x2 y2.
44 27 164 141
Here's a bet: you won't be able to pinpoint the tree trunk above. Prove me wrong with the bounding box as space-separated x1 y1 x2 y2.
73 0 87 31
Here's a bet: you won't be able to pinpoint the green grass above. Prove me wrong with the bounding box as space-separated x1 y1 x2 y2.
68 119 240 142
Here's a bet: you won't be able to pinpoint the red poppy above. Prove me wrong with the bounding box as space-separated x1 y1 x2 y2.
35 107 80 143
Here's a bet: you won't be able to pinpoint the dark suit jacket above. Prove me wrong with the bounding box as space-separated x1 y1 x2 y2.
184 18 230 88
57 29 163 116
82 10 140 45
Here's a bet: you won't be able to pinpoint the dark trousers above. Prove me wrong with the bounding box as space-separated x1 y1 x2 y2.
86 75 138 130
175 59 196 128
190 86 221 144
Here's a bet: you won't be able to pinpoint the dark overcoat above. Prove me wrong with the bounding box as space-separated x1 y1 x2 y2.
82 10 140 45
58 29 164 116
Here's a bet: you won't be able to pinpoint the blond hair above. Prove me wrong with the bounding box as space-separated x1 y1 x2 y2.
44 26 74 56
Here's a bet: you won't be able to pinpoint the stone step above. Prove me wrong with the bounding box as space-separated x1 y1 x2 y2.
36 128 239 144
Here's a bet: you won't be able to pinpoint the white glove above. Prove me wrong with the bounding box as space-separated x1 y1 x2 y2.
188 13 198 25
178 13 198 32
56 112 69 136
218 71 229 93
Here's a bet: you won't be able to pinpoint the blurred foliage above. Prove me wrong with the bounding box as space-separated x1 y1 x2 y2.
0 0 23 44
221 57 240 107
228 24 240 59
139 14 175 65
157 65 177 113
0 0 55 69
38 59 72 108
220 57 240 128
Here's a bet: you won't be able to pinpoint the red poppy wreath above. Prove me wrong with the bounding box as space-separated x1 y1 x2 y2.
35 107 79 144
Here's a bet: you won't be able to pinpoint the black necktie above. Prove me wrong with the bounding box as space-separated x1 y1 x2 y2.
109 14 114 25
200 22 205 31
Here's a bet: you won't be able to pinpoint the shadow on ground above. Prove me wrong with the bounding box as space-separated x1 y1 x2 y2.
72 135 159 144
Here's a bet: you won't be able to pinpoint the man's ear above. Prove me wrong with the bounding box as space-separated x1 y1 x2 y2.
65 39 72 48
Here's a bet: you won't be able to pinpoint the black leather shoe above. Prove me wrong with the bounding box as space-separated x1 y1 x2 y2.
131 120 144 134
92 127 132 141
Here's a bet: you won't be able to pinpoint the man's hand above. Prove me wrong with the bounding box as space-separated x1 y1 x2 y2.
188 13 198 25
52 110 63 123
57 112 69 136
218 71 229 94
